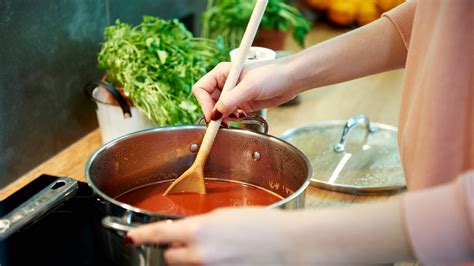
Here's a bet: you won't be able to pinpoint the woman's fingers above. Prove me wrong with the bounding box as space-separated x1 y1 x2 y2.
214 82 293 115
192 85 216 122
193 60 292 119
126 219 198 246
127 219 205 265
242 94 297 111
194 62 232 93
213 78 259 116
193 62 232 121
164 246 204 265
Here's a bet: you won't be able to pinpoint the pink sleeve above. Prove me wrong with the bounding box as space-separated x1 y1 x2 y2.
382 1 417 49
403 170 474 264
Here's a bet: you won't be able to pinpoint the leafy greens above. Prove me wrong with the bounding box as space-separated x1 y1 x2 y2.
201 0 311 51
98 16 226 126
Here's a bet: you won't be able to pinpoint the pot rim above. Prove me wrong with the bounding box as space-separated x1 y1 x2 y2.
85 125 312 218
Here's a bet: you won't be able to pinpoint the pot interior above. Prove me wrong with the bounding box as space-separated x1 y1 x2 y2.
87 126 311 208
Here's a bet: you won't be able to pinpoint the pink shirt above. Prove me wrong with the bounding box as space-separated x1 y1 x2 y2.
384 0 473 264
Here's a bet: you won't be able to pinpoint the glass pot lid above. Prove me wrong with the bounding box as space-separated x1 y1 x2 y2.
280 114 406 194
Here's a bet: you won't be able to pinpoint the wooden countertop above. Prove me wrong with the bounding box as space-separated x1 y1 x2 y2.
268 68 406 208
0 24 406 206
0 67 406 206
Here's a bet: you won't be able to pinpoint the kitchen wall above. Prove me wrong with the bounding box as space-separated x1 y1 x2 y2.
0 0 207 189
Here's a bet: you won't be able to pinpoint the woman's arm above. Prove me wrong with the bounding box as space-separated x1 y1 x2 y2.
193 4 413 118
284 15 408 94
125 192 414 265
285 196 415 264
126 171 473 265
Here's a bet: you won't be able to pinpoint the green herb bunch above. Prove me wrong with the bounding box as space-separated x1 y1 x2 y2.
98 16 226 126
201 0 311 51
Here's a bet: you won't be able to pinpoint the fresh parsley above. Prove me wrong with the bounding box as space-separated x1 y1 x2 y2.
98 16 226 126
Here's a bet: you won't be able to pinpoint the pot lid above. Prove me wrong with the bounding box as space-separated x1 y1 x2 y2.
280 114 406 194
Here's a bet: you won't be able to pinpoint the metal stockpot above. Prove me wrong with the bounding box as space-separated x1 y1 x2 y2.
85 125 312 266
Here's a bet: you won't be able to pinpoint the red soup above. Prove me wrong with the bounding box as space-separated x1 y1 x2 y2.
115 178 283 216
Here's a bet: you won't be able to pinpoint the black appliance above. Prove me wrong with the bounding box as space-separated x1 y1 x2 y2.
0 174 112 266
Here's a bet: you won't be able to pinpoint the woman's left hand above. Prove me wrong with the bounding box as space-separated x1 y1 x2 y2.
125 207 294 265
126 197 415 265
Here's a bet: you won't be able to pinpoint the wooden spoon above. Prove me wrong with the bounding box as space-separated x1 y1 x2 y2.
163 0 269 195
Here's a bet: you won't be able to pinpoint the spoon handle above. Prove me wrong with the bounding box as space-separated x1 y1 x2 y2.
195 0 269 166
194 119 221 165
220 0 269 96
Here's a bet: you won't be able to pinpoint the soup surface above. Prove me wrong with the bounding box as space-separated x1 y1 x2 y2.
116 178 283 216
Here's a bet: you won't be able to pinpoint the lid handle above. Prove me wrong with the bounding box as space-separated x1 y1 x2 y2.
334 114 377 153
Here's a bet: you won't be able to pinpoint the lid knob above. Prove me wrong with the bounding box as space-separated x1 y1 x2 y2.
333 114 377 153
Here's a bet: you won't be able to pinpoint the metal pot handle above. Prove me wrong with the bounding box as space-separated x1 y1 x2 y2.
333 114 377 153
101 216 142 237
101 216 170 249
84 80 132 118
0 177 78 241
196 114 269 134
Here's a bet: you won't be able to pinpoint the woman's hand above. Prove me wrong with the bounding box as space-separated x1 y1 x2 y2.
125 198 415 265
192 16 407 123
126 207 295 265
192 60 297 122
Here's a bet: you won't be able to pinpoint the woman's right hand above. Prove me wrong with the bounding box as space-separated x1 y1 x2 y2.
192 60 297 122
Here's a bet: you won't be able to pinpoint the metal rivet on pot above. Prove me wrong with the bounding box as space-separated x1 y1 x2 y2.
190 144 199 153
252 151 261 161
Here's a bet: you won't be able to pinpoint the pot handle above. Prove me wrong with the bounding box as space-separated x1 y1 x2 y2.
333 114 377 153
101 216 142 237
101 216 170 249
196 114 269 135
0 177 78 241
84 80 132 118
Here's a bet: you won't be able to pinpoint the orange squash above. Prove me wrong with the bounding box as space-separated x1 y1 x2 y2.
357 1 380 25
307 0 332 11
328 0 358 26
377 0 404 12
309 0 404 27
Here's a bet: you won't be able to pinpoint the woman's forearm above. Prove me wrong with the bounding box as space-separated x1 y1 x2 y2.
286 196 415 264
282 17 407 93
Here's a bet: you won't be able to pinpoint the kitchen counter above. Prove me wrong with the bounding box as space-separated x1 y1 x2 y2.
0 23 406 206
0 67 405 206
268 67 405 208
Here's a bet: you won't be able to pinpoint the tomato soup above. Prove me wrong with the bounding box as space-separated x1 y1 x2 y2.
115 179 283 216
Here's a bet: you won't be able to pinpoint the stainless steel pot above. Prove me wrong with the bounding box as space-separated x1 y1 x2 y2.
85 125 312 266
